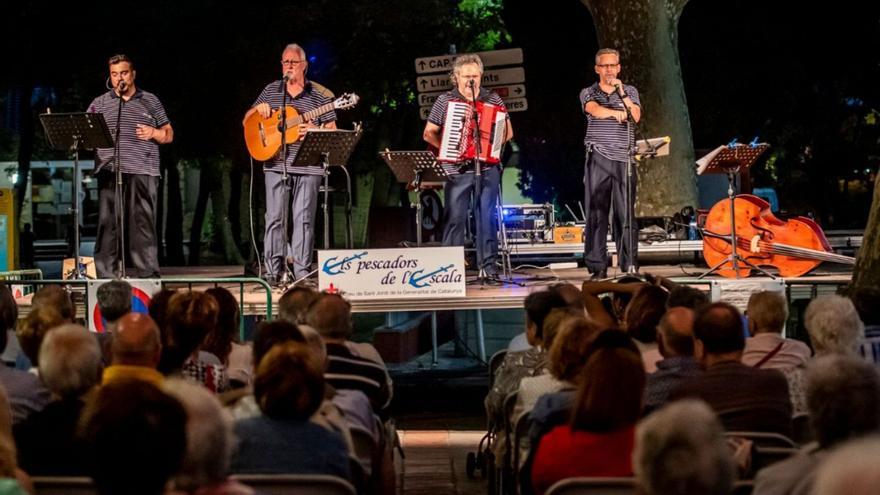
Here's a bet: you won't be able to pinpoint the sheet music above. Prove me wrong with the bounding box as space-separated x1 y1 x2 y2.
696 145 726 175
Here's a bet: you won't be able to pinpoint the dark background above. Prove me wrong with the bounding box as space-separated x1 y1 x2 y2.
2 0 877 239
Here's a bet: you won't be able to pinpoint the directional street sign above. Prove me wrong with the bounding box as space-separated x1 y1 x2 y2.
415 48 523 74
419 107 432 120
418 84 526 109
486 84 526 99
503 97 528 113
416 67 525 93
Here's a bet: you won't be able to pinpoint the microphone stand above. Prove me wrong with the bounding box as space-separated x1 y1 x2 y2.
277 76 295 286
113 82 126 278
615 84 653 276
468 81 488 286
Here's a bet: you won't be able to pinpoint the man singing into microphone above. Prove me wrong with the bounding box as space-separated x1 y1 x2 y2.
243 43 336 287
580 48 642 279
423 54 513 278
88 54 173 278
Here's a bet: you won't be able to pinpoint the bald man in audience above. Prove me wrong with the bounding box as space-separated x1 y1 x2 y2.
671 302 792 436
644 307 701 413
102 312 163 386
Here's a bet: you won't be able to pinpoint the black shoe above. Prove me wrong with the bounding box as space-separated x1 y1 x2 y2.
588 270 607 281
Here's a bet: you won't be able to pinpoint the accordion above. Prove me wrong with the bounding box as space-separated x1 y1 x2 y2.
437 100 508 164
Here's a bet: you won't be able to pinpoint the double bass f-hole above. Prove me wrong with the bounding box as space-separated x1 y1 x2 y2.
749 217 774 241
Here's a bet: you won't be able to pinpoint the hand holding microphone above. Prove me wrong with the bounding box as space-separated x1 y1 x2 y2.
610 78 626 98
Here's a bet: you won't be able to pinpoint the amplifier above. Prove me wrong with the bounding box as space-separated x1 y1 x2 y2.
499 204 554 243
553 224 585 244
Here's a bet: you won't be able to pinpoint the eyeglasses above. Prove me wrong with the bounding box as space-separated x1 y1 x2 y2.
596 63 619 69
281 59 305 66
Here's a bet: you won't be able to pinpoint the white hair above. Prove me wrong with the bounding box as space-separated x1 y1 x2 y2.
450 53 483 84
38 324 102 399
813 435 880 495
805 294 864 355
162 378 233 491
634 400 735 495
282 43 307 59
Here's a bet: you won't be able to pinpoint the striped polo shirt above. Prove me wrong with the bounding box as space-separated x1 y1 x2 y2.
580 83 641 162
88 89 170 176
252 80 337 175
324 342 391 412
427 87 508 176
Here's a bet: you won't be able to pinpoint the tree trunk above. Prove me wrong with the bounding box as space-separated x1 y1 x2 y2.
851 172 880 289
581 0 697 217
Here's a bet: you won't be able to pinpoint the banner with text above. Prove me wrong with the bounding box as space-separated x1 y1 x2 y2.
318 247 466 300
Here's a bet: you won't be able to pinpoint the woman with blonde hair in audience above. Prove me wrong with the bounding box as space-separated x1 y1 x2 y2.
530 329 645 495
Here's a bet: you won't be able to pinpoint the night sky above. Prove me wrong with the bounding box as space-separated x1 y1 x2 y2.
3 0 878 228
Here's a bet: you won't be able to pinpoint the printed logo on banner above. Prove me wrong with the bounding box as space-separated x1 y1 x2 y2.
318 247 466 300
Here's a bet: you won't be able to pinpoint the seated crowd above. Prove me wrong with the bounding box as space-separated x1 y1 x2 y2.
0 281 392 495
487 276 880 495
0 276 879 495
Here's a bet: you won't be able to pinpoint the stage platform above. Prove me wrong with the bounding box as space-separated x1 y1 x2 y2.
8 262 853 320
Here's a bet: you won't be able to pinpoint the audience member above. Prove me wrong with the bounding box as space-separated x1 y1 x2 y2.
306 293 392 412
0 285 50 424
231 342 351 480
644 307 700 413
278 286 319 325
16 305 65 372
850 287 880 364
671 302 792 436
784 294 866 416
634 400 735 495
487 290 567 426
753 355 880 495
148 288 177 332
812 435 880 495
79 379 187 495
204 287 253 388
163 379 254 495
160 291 228 393
0 385 32 495
103 312 164 386
14 324 102 475
530 331 645 495
742 291 810 369
666 284 710 310
507 284 582 352
31 285 76 323
96 280 132 331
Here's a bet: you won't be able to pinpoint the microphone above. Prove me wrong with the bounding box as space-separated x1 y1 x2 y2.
613 83 626 98
468 80 475 89
282 74 291 82
117 80 126 92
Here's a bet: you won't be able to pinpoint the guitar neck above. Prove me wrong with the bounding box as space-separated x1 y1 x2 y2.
759 241 855 265
283 102 335 128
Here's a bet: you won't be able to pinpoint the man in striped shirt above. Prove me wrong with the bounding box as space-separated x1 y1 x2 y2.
243 44 337 286
88 54 173 278
423 54 514 277
580 48 642 279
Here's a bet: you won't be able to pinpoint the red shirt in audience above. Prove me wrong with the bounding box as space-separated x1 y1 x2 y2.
531 424 634 495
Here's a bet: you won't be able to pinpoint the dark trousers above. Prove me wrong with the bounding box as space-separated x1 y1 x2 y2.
95 170 159 278
583 149 638 273
442 166 501 274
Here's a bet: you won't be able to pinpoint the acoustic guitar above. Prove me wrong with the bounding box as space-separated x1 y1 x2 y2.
243 93 359 161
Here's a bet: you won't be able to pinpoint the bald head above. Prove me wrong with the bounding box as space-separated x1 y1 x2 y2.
658 307 695 358
111 312 162 367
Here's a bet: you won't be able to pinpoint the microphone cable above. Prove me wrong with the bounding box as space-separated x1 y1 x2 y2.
248 156 263 280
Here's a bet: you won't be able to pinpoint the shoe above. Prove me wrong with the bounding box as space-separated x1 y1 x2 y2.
588 269 607 281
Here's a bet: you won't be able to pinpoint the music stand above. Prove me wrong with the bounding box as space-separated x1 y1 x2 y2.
39 112 113 279
635 136 671 160
696 143 773 279
291 128 362 265
380 150 448 246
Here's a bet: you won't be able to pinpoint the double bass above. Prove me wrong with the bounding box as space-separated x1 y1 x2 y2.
702 194 855 278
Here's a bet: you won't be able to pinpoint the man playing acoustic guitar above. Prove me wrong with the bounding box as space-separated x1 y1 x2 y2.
243 43 337 287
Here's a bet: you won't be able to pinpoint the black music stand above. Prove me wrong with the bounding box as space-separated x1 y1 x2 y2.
696 143 773 279
291 129 362 270
39 112 113 279
380 150 448 246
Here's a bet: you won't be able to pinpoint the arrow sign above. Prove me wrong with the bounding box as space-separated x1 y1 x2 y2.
484 84 526 99
419 107 432 120
418 91 444 107
416 67 525 93
415 48 523 74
